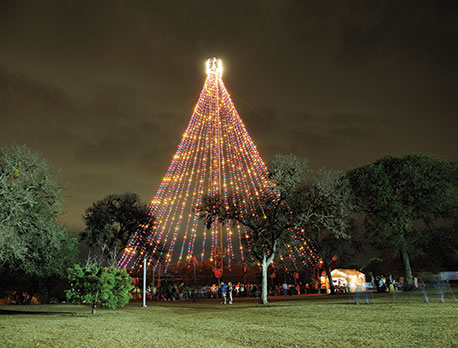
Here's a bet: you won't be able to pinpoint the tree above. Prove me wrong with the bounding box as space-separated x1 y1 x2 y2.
0 144 77 302
360 257 383 279
199 154 308 304
66 263 133 314
416 224 458 271
347 154 458 289
290 169 354 294
80 193 149 265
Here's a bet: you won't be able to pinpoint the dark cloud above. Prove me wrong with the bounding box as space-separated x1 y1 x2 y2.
330 126 375 143
327 113 370 125
0 0 457 230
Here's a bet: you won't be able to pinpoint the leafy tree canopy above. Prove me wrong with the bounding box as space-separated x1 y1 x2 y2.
199 154 308 304
0 144 77 278
347 154 458 287
289 169 354 293
80 192 149 264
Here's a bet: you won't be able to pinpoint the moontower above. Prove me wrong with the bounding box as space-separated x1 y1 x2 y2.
118 59 316 273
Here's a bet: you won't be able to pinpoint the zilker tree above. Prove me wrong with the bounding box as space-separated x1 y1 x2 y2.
117 59 316 276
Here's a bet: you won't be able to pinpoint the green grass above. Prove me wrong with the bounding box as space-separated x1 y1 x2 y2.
1 292 457 348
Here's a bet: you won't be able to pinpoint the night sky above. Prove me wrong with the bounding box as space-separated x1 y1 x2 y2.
1 1 457 233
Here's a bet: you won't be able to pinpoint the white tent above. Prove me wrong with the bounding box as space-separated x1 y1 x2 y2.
331 269 366 293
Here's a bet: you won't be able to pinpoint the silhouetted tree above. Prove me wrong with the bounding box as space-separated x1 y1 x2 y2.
348 154 458 289
199 154 308 304
290 169 354 294
80 192 149 265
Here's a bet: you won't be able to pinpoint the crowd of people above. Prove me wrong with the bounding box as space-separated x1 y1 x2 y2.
371 274 407 293
133 271 435 302
274 282 323 295
137 280 322 302
145 282 262 301
133 273 442 302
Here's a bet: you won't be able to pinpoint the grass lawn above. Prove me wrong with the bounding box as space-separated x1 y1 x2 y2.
1 292 457 348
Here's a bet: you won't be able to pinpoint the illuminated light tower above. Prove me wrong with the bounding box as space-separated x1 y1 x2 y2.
118 58 317 274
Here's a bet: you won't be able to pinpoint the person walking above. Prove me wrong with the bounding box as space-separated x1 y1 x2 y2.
220 282 228 304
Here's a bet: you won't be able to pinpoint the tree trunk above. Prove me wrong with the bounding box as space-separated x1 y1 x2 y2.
402 248 414 290
261 256 268 304
324 262 335 295
92 302 97 315
260 252 275 305
193 263 196 286
152 269 155 301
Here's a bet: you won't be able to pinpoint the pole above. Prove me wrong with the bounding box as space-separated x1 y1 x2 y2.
143 257 147 308
193 262 196 286
216 73 224 281
152 267 155 302
158 262 161 298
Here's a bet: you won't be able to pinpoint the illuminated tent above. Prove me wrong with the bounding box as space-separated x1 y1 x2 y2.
331 269 366 293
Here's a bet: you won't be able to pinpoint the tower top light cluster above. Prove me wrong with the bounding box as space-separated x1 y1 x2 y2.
206 57 223 76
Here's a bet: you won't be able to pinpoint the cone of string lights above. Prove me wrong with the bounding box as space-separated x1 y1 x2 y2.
117 58 316 274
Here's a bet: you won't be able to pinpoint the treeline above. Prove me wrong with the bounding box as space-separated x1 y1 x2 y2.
1 144 457 307
199 154 458 303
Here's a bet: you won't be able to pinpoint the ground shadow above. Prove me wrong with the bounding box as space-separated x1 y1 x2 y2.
0 309 76 316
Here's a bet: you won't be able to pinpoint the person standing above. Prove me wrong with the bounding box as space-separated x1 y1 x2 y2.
220 282 227 304
228 282 233 304
282 282 288 296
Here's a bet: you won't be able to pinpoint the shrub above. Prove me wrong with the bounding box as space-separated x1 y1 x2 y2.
66 264 133 314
